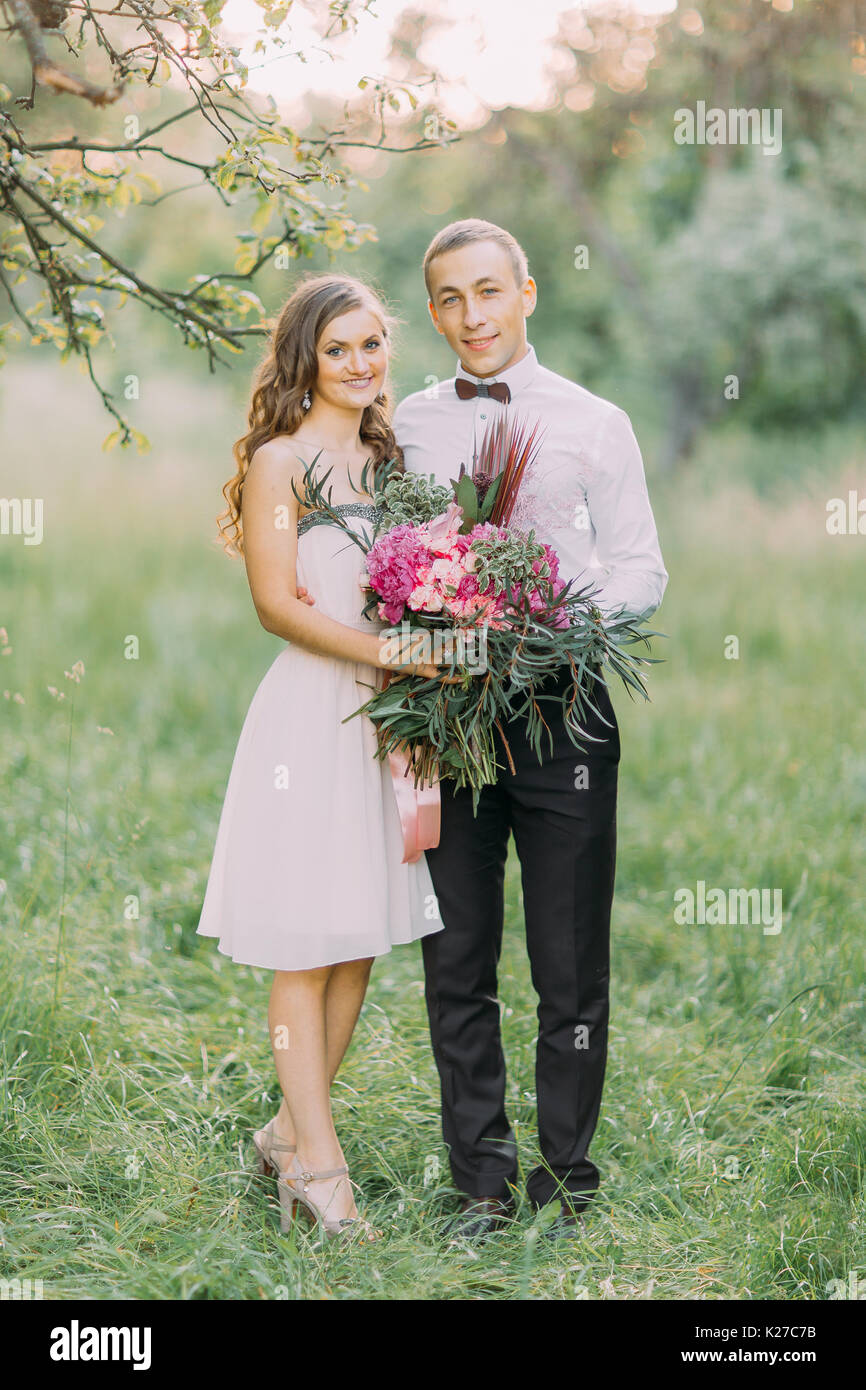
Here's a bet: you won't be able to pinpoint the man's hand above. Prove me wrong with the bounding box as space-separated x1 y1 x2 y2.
297 586 315 606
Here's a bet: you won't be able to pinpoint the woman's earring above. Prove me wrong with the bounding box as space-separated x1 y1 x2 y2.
302 390 311 411
376 391 386 403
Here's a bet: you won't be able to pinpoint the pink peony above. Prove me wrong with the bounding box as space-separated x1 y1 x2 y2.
475 521 509 542
366 524 433 623
455 573 480 600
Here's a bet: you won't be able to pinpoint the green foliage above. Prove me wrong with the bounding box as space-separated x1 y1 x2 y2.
466 525 548 591
340 0 866 461
374 470 453 529
647 157 866 429
0 2 453 445
4 0 863 468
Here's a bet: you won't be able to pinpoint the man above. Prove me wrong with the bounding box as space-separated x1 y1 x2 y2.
392 218 668 1239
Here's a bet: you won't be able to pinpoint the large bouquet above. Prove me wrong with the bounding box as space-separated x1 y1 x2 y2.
294 414 662 811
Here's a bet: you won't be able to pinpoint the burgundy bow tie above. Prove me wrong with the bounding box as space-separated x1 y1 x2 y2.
455 376 511 404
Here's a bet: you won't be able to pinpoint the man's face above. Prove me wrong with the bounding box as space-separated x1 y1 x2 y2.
426 240 537 378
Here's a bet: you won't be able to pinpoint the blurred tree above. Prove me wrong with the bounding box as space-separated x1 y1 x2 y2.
647 149 866 461
493 0 866 465
0 0 455 445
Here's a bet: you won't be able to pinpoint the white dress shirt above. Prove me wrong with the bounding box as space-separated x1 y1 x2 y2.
393 344 668 624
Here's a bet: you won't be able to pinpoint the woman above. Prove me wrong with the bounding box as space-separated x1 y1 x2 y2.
197 274 448 1240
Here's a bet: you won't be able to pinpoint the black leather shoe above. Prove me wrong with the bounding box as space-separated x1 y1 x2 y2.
450 1195 516 1241
541 1200 586 1241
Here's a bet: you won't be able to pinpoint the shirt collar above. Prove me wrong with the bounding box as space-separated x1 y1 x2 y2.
455 343 539 398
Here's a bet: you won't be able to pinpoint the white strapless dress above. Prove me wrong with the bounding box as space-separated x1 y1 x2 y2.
196 502 442 971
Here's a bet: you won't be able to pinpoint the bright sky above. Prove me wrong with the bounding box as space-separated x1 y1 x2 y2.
221 0 678 125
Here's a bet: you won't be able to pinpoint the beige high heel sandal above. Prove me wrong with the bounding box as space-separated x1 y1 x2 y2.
277 1154 380 1242
252 1117 297 1178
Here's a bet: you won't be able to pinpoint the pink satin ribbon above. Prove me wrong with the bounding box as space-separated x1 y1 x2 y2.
387 747 441 864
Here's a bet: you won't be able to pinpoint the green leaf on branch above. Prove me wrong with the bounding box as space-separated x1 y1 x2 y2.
454 474 478 532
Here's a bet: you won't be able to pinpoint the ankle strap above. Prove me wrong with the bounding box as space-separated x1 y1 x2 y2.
298 1165 348 1181
264 1120 296 1151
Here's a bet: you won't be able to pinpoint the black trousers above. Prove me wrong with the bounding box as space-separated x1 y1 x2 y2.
422 666 619 1210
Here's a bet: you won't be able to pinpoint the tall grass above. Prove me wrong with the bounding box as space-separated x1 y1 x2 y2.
1 361 864 1298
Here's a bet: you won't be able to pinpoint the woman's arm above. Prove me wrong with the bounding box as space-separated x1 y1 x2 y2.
241 439 439 676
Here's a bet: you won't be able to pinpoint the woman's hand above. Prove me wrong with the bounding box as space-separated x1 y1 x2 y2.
390 662 462 683
382 631 463 684
296 585 457 681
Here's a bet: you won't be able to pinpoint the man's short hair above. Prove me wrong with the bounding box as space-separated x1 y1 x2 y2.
423 219 529 298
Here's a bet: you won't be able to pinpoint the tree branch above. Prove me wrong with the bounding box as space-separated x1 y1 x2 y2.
8 0 126 106
3 167 254 354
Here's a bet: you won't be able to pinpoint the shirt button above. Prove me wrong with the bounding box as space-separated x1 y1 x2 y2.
480 413 487 420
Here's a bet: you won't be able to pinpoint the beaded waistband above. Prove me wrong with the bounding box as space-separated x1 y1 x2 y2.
297 501 381 538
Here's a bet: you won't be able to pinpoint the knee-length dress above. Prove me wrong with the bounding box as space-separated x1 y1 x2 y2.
196 501 442 970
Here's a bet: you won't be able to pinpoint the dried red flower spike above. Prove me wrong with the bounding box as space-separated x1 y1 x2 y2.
472 412 546 527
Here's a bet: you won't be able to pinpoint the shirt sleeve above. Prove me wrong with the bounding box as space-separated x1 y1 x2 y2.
392 396 422 473
586 406 668 624
392 398 407 448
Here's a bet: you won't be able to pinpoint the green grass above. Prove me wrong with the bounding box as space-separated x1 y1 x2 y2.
1 360 864 1299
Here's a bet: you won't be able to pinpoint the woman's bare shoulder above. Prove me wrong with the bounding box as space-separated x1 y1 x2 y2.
246 434 312 486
